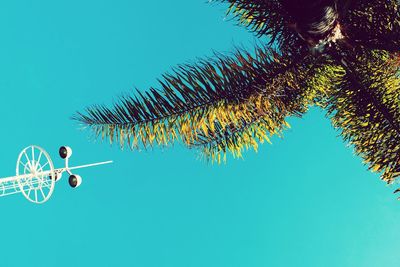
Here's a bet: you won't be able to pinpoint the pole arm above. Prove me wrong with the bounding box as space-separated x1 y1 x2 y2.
0 161 112 184
68 160 113 171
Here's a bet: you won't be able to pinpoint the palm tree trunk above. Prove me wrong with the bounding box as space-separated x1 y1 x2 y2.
282 0 340 46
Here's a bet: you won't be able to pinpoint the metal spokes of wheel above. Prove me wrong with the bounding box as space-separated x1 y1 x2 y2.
16 145 55 204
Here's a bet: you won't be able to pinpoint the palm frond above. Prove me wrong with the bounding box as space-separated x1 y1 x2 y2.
74 45 312 150
324 49 400 182
220 0 400 53
345 0 400 52
219 0 286 37
189 94 301 163
187 56 329 162
217 0 304 52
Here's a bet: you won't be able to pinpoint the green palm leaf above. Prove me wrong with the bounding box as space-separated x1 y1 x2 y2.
187 57 327 162
320 49 400 182
75 46 313 150
344 0 400 52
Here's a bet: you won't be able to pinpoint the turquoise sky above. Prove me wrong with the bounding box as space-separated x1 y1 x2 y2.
0 1 399 266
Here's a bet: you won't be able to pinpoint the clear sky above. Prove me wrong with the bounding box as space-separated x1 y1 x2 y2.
0 1 399 267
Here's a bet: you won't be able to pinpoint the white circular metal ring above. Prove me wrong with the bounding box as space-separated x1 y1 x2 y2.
16 145 55 204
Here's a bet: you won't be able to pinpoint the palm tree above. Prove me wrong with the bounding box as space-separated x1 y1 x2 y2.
75 1 400 186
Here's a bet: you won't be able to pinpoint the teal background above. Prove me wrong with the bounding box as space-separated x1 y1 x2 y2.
0 1 399 266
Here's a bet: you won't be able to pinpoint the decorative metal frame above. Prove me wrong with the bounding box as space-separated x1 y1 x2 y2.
0 145 112 204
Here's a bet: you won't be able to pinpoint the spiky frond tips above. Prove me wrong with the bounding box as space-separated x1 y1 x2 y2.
75 46 316 161
325 50 400 183
189 59 323 162
220 0 287 38
345 0 400 52
217 0 306 53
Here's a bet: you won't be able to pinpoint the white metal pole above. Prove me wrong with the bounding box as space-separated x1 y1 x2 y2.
68 161 113 171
